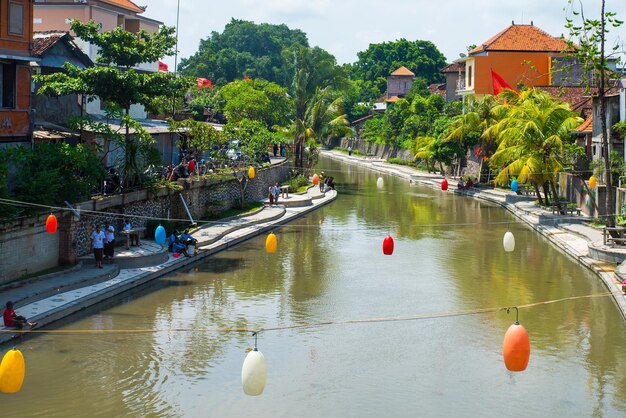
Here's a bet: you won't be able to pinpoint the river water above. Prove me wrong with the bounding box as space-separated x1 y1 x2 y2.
3 156 626 417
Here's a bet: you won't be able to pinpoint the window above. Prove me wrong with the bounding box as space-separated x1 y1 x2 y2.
0 63 17 109
9 1 25 36
467 65 473 88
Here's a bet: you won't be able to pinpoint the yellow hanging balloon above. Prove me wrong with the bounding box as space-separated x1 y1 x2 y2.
265 233 277 253
248 167 255 179
589 176 597 189
0 349 25 393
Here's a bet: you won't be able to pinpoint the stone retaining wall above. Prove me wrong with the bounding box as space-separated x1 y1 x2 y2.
0 161 291 285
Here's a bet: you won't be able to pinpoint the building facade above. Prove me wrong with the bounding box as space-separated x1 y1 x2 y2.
457 22 571 98
33 0 162 119
0 0 35 145
387 66 415 99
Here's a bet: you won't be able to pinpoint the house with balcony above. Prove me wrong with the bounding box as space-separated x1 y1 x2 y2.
440 62 465 102
33 0 162 119
456 22 575 98
0 0 36 146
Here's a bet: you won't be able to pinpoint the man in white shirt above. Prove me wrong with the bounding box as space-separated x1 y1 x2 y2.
90 225 106 269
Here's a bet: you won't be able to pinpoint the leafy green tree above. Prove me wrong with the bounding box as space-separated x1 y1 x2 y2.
486 89 582 206
179 19 309 85
167 118 225 164
37 20 191 186
565 0 624 225
218 79 292 128
350 39 447 98
0 143 105 217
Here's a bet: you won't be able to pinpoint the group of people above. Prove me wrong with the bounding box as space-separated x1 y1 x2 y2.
457 177 477 190
90 219 141 268
268 182 281 205
319 172 335 192
168 229 197 257
272 144 287 157
90 222 116 268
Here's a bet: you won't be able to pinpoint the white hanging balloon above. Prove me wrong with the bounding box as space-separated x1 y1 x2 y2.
241 349 267 396
377 177 384 189
503 231 515 253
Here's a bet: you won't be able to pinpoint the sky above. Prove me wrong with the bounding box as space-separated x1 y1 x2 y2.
146 0 626 70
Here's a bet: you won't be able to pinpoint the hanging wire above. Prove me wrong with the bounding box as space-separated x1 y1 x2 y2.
0 197 597 231
0 292 612 336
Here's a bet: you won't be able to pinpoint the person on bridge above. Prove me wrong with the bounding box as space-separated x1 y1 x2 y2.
3 301 37 329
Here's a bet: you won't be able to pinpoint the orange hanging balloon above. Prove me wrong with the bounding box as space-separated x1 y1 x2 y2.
46 214 58 234
589 176 597 189
503 321 531 372
248 167 255 179
441 179 448 191
382 235 394 255
312 174 319 185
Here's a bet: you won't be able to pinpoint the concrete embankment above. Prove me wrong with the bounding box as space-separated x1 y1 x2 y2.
0 187 337 344
321 150 626 321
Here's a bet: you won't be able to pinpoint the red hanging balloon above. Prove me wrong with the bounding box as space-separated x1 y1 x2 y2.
45 214 58 234
312 174 319 185
441 179 448 191
503 322 531 372
382 235 394 255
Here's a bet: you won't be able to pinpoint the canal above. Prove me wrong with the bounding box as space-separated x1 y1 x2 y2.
3 156 626 417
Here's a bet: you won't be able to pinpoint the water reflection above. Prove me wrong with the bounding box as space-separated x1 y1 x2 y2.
3 156 626 417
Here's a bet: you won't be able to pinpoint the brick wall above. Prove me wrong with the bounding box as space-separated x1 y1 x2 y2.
0 161 291 284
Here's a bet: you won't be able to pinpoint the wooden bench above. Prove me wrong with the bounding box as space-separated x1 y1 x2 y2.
551 203 580 216
611 237 626 247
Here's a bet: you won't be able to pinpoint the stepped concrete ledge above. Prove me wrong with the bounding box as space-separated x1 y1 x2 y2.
0 188 337 344
322 149 626 321
79 241 169 269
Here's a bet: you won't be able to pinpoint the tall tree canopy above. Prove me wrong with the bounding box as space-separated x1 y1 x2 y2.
350 39 447 99
179 19 309 86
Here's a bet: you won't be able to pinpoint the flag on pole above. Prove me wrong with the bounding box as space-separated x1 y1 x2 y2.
491 69 513 95
197 78 213 89
158 61 168 72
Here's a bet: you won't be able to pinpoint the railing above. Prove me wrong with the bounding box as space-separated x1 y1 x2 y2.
456 79 466 91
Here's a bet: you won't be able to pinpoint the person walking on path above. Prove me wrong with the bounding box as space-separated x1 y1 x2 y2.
272 182 280 205
91 224 106 268
104 221 115 261
3 301 37 329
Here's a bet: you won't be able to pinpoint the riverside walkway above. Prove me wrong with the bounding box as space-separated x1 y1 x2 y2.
322 149 626 319
0 186 337 344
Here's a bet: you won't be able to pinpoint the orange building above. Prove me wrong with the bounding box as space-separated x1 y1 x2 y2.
457 22 570 97
0 0 35 145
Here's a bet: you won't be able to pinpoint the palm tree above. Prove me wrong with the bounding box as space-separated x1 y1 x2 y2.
290 46 347 169
486 89 582 207
445 94 505 180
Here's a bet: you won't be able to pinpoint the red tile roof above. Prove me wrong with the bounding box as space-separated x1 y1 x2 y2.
428 83 446 97
470 24 568 54
101 0 145 14
32 33 64 56
574 115 592 133
385 96 401 103
534 86 592 114
390 66 415 76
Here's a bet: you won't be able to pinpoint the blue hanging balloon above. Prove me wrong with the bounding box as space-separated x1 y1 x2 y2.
511 179 518 192
155 225 166 245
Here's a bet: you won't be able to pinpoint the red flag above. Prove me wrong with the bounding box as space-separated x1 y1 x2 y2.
491 69 513 95
196 78 213 89
243 75 250 81
158 60 168 72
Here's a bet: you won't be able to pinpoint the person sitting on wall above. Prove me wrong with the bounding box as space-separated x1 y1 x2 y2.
168 230 190 257
3 301 37 329
181 229 197 246
457 178 465 189
465 178 474 188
